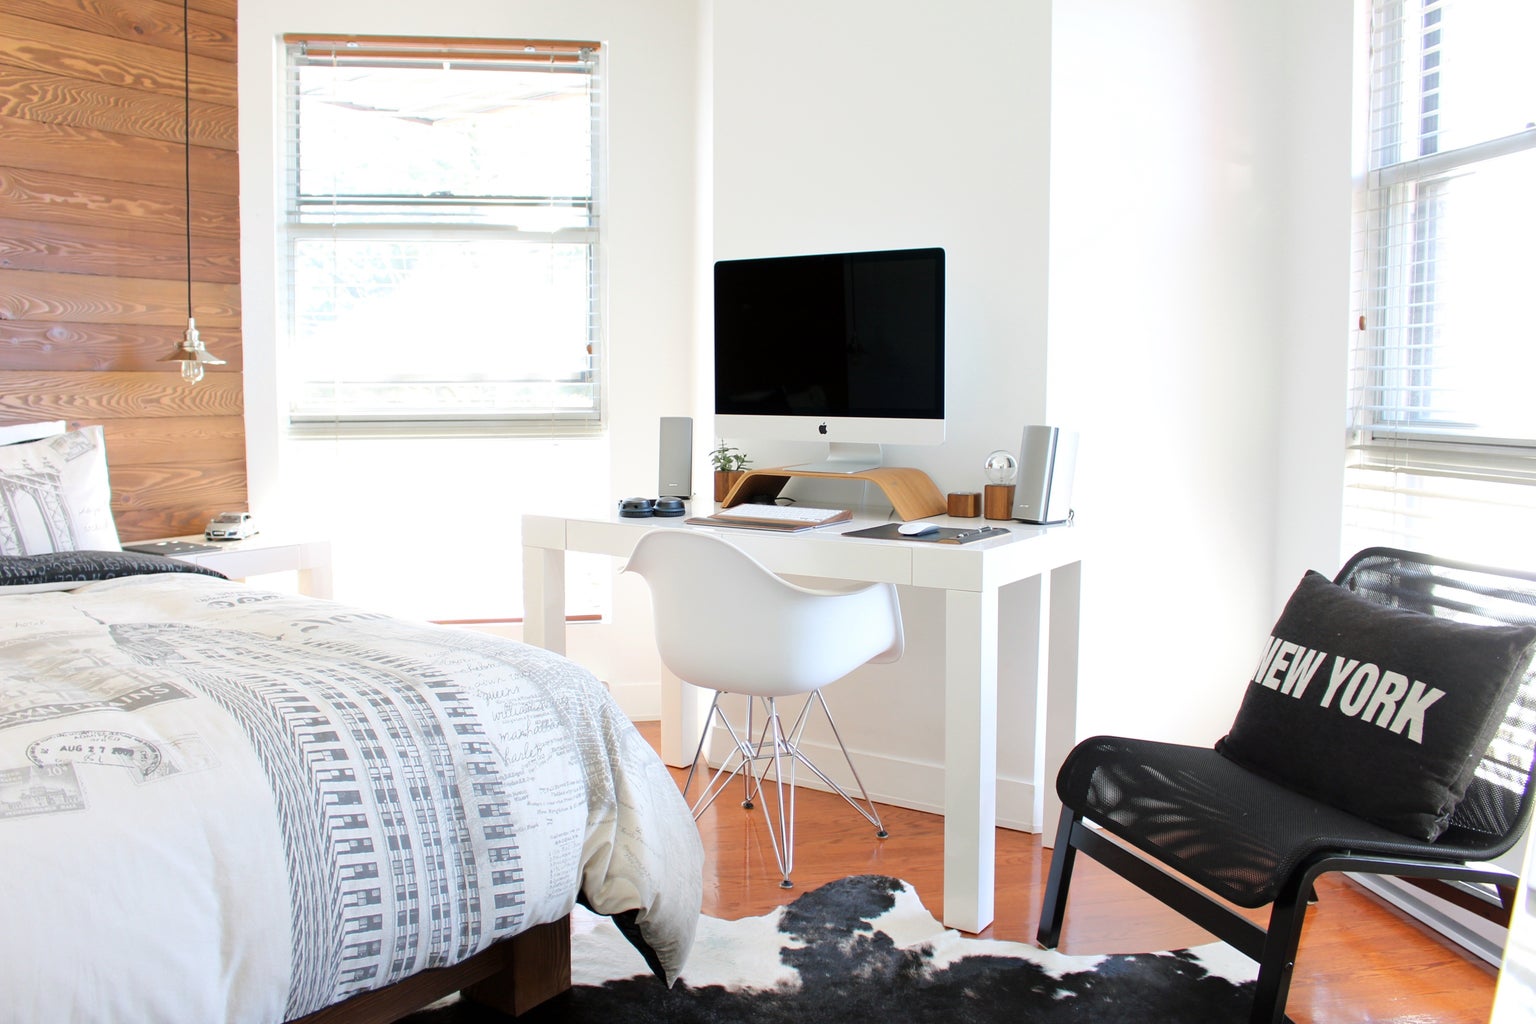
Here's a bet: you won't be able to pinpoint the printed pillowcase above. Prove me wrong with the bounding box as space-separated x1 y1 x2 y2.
0 551 226 593
1216 570 1536 841
0 426 121 556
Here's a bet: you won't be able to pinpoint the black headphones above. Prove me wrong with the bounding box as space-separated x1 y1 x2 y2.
619 497 687 518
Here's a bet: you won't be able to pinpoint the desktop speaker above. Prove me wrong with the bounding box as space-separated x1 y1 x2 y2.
658 416 692 499
1012 425 1078 525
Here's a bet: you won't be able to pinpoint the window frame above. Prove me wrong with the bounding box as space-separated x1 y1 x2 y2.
1351 0 1536 451
281 35 606 439
1345 0 1536 557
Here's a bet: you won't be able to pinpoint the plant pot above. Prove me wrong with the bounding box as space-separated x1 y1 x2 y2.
714 470 744 502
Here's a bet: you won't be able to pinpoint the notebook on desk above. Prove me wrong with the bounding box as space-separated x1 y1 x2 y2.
687 504 853 532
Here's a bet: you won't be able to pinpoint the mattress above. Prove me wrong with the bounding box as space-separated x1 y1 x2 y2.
0 566 701 1023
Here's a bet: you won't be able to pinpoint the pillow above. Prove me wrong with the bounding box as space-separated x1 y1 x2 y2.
1216 570 1536 841
0 426 121 555
0 550 226 593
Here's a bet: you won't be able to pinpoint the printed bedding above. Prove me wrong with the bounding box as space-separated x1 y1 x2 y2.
0 564 702 1024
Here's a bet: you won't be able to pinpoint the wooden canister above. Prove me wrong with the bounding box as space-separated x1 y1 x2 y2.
947 491 981 518
983 484 1015 521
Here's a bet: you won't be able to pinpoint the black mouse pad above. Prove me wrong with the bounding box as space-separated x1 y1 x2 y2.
842 523 1012 544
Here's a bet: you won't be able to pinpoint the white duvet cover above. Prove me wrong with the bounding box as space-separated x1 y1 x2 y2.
0 573 701 1023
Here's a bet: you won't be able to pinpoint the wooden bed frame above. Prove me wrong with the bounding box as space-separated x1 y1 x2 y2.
287 916 571 1024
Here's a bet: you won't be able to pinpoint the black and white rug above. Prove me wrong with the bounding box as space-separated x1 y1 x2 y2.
408 874 1257 1023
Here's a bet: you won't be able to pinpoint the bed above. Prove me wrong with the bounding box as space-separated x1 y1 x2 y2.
0 543 703 1024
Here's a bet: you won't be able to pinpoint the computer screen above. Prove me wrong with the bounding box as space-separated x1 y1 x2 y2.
713 246 945 471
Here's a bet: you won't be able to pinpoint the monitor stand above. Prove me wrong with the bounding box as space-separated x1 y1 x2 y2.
721 463 947 521
784 442 883 475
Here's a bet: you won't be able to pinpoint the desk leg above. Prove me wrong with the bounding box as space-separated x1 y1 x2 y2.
297 543 334 601
944 586 1000 934
298 565 333 600
522 546 567 656
658 670 711 770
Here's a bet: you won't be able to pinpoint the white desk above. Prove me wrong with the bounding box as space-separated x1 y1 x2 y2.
521 510 1082 934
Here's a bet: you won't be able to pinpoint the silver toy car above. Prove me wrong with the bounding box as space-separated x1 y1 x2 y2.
205 511 258 541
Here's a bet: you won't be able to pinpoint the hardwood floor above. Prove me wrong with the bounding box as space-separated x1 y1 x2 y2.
638 722 1498 1024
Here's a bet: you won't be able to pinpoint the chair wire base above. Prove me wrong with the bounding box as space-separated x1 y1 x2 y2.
682 691 887 888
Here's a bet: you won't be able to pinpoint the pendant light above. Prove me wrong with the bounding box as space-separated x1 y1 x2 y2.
159 0 224 384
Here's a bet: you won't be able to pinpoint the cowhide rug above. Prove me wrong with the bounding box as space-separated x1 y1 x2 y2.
405 874 1257 1023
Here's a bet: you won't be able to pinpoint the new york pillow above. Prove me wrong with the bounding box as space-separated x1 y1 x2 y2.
0 426 121 555
1216 570 1536 841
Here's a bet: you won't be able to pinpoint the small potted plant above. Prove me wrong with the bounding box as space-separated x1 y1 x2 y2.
710 441 751 502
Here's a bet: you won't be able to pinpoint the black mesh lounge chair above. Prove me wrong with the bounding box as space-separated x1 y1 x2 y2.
1036 547 1536 1024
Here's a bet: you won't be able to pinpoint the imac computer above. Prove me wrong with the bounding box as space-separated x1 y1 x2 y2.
713 246 945 473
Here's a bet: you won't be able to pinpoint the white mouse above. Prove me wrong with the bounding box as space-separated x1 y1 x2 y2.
897 520 940 536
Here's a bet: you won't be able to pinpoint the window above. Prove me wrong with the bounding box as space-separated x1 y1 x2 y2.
283 36 603 436
1346 0 1536 562
277 36 609 624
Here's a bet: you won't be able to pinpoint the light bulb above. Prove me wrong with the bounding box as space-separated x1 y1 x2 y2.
166 316 221 385
984 449 1018 485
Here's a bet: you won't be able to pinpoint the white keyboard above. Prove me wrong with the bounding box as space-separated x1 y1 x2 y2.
712 504 846 523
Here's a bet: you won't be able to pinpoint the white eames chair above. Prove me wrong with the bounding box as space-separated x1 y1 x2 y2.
624 528 904 888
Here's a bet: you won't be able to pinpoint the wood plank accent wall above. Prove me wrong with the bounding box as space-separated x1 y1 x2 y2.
0 0 245 542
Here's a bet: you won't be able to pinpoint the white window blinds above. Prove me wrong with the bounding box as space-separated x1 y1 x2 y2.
1346 0 1536 563
282 36 604 436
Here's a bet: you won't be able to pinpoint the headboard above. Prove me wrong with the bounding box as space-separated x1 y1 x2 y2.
0 0 246 541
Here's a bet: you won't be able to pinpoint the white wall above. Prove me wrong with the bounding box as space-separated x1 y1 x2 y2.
238 0 1355 827
713 0 1054 482
1048 0 1293 745
710 0 1055 824
1064 0 1354 738
1272 0 1356 596
704 0 1354 824
237 0 706 706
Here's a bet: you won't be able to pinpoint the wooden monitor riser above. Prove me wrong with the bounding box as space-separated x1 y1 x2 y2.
721 467 947 522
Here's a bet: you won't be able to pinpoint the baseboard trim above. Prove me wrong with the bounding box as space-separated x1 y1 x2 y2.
1350 874 1506 966
701 723 1040 832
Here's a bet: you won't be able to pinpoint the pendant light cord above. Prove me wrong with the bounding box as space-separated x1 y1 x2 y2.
183 0 193 323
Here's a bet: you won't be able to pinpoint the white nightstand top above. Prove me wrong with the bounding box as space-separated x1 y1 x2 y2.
136 534 333 599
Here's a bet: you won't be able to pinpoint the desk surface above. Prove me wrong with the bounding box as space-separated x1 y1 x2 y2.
523 509 1081 592
521 508 1083 934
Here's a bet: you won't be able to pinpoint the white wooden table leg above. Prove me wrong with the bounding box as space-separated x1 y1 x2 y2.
297 541 334 599
657 668 710 769
944 586 1000 934
522 545 567 656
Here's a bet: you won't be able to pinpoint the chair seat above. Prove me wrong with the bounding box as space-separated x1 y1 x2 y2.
1057 736 1503 908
